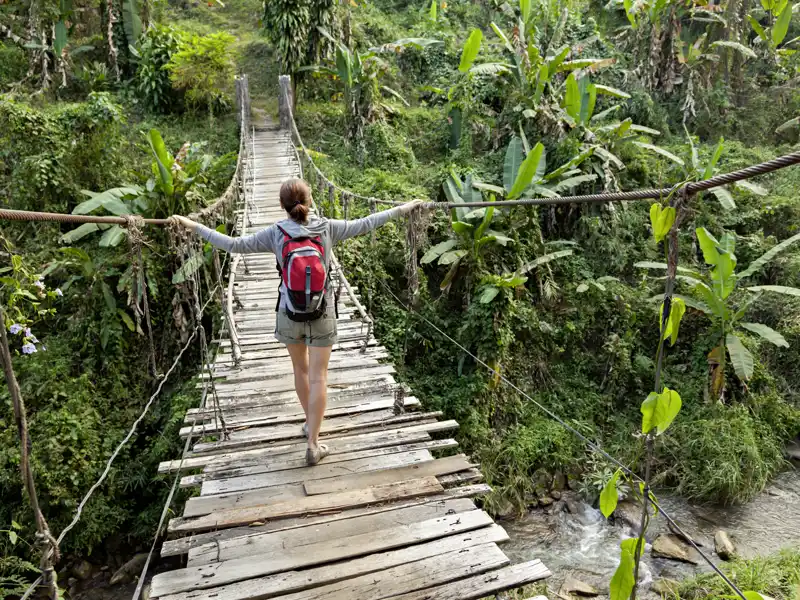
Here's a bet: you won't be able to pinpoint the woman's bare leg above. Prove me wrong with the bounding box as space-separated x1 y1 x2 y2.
306 345 333 452
286 343 310 419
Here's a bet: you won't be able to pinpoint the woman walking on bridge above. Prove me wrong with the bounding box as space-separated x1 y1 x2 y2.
173 179 421 466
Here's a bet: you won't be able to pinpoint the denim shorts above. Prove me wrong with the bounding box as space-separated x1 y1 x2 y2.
274 301 337 347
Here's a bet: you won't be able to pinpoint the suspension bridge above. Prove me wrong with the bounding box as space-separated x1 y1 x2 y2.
144 86 551 599
5 72 800 600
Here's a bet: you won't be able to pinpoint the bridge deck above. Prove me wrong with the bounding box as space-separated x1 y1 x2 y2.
150 119 551 600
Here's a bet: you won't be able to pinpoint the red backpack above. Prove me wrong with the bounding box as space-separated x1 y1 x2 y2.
275 225 328 322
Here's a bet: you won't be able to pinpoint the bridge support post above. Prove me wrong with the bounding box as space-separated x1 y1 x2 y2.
278 75 293 131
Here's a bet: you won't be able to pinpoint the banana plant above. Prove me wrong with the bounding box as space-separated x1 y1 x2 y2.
303 30 437 147
636 227 800 398
748 0 795 52
61 129 228 246
422 176 512 293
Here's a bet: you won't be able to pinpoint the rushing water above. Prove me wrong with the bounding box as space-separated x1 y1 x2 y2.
503 469 800 594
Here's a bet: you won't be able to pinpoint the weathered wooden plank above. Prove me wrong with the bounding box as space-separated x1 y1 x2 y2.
168 476 444 534
304 455 474 496
387 559 552 600
179 397 414 437
161 526 507 600
188 496 479 566
160 484 491 557
159 421 456 474
190 412 445 455
186 450 433 513
192 439 456 486
151 510 494 597
245 542 509 600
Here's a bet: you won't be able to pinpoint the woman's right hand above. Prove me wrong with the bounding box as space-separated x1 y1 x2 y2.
171 215 198 232
398 200 424 214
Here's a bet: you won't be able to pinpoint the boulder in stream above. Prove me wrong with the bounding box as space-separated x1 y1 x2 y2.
714 530 736 560
110 553 148 585
72 560 93 581
652 534 701 564
559 575 600 597
613 499 642 530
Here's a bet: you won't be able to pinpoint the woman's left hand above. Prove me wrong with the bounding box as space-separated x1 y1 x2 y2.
171 215 198 232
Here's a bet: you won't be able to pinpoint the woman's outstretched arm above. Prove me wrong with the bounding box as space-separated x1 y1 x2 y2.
328 200 422 244
172 215 276 254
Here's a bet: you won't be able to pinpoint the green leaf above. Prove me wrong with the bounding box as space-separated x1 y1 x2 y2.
739 232 800 278
711 40 757 58
439 249 468 265
490 22 515 54
8 531 18 545
429 0 437 21
508 142 544 199
147 129 174 197
99 225 126 247
520 0 532 22
440 256 463 291
650 204 676 243
118 309 136 332
102 282 116 311
520 249 573 274
748 15 769 43
547 47 570 77
710 187 736 211
704 137 725 179
459 29 483 72
504 137 525 193
54 20 68 54
610 539 638 600
747 285 800 296
773 3 792 46
579 80 597 124
632 141 685 166
696 227 721 265
599 469 621 518
11 521 21 530
740 322 789 347
451 221 474 237
577 283 590 293
712 251 737 299
421 240 458 264
563 73 581 121
734 180 768 196
479 286 501 303
641 387 682 435
727 333 754 380
661 297 686 345
122 0 142 46
60 223 100 244
594 84 631 99
552 174 597 192
172 252 204 284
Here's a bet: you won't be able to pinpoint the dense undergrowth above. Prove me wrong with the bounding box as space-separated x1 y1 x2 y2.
0 0 799 595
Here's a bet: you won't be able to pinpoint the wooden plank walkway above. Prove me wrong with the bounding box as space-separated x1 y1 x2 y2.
150 118 551 600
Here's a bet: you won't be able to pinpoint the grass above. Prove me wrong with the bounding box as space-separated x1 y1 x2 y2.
672 548 800 600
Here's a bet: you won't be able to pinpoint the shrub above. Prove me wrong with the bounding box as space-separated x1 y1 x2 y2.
0 43 27 89
134 25 186 112
166 32 236 116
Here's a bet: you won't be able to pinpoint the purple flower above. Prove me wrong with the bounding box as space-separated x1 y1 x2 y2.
33 280 45 290
24 327 32 338
55 288 63 297
9 324 22 335
21 343 37 355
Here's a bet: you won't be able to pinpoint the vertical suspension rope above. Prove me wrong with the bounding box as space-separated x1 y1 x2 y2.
328 183 336 219
125 216 158 377
0 305 60 600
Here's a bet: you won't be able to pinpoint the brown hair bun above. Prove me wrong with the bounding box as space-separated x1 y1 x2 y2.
279 178 311 223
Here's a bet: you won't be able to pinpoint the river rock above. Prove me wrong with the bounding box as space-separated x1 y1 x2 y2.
552 471 567 491
651 578 679 595
667 518 703 547
652 534 700 564
72 560 93 580
613 499 642 530
786 442 800 462
560 575 600 597
562 492 582 515
551 490 562 500
539 496 555 507
714 530 736 560
110 553 149 585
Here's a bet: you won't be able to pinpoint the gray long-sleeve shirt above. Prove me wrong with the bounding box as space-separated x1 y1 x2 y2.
195 206 404 310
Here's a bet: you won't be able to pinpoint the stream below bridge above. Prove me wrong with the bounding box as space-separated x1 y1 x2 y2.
503 467 800 596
